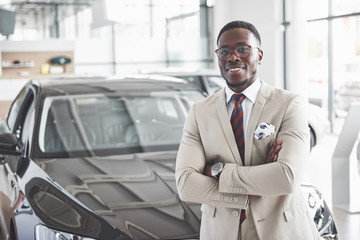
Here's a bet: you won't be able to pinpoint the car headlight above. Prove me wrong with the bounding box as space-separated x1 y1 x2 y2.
35 224 96 240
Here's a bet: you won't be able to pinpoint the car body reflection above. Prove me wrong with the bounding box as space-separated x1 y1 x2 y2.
0 76 203 240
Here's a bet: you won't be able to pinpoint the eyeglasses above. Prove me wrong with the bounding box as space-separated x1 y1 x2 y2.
215 45 260 60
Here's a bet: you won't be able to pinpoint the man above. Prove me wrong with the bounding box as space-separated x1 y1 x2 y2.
175 20 321 240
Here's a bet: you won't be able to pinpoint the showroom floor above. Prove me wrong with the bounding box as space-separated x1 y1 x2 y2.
307 119 360 240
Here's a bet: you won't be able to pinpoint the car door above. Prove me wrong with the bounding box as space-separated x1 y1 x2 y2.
0 84 36 240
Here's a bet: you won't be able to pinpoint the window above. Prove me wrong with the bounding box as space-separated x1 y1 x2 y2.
6 88 28 130
6 87 34 139
37 90 204 157
332 0 360 16
305 0 360 129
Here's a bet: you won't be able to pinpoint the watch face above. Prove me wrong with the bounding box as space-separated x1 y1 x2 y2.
211 163 223 177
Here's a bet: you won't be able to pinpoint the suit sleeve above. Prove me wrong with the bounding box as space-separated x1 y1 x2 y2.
175 104 249 209
219 94 310 196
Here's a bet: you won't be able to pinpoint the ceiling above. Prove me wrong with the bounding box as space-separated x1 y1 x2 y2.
1 0 95 28
10 0 94 14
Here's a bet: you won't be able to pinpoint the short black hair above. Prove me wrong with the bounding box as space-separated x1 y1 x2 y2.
217 20 261 46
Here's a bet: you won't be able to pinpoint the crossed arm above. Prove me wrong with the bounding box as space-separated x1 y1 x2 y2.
175 95 309 208
202 141 282 199
203 140 282 178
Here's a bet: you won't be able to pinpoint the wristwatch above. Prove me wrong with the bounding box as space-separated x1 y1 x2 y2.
211 162 224 179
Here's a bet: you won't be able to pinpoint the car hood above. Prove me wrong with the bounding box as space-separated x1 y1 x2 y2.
32 151 200 239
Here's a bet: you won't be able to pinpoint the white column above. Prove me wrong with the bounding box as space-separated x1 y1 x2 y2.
286 0 308 96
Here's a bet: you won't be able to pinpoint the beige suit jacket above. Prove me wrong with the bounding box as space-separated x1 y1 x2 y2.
175 81 321 240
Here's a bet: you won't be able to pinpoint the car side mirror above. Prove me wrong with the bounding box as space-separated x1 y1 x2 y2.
0 133 23 156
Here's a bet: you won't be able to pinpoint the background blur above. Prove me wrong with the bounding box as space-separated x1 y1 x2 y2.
1 0 360 239
1 0 360 129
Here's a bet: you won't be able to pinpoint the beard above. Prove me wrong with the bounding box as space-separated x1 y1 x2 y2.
224 70 257 90
225 78 250 88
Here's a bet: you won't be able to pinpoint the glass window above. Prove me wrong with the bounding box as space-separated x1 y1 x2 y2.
21 103 34 145
7 88 28 131
305 0 328 20
6 86 34 145
37 91 204 158
63 15 76 39
333 16 360 116
332 0 360 16
77 8 92 39
306 21 329 108
306 0 360 123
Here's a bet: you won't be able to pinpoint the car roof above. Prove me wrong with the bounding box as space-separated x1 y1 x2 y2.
29 74 200 96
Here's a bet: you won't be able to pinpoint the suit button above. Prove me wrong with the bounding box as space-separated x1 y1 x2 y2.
232 210 239 217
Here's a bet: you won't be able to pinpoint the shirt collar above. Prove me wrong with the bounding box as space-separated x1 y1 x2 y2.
226 78 261 104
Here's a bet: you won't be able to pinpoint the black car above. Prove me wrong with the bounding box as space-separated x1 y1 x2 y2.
0 76 204 240
0 75 336 240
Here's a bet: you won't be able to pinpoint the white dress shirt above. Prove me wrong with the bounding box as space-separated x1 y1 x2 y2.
225 78 261 142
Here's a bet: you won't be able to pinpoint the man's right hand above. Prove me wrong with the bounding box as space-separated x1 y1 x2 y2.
266 140 282 163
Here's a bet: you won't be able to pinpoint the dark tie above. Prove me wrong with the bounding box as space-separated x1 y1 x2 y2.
230 94 246 225
230 94 245 165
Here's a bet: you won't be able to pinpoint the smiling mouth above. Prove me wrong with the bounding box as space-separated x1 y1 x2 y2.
227 66 245 72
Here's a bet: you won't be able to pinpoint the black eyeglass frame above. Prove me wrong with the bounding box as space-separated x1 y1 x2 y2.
215 45 261 60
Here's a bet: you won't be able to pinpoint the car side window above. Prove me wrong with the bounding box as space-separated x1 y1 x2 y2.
21 103 34 148
6 86 35 140
7 88 27 130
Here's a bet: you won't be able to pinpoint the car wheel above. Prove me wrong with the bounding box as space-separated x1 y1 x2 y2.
310 128 316 151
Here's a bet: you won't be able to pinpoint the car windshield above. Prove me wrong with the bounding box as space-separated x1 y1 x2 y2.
37 90 204 158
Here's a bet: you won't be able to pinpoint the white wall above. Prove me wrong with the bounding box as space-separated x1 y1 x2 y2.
0 39 74 52
213 0 308 96
74 38 114 76
214 0 284 88
0 79 28 101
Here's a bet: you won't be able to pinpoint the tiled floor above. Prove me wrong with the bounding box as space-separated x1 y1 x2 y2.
332 207 360 239
307 120 360 240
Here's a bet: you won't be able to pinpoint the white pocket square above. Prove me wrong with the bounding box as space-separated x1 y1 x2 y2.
254 122 275 140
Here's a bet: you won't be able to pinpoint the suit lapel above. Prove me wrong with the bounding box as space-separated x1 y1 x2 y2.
245 82 271 166
215 89 242 165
